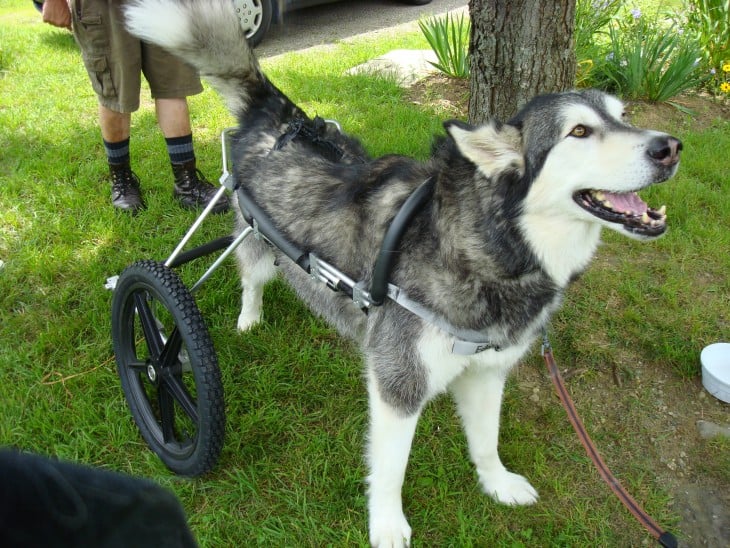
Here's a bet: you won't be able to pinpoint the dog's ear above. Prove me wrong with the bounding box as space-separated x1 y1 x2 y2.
445 120 523 176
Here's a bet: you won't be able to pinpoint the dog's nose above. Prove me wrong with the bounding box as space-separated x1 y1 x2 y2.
647 136 682 166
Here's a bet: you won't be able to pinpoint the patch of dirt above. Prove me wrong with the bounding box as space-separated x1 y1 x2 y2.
674 484 730 547
406 74 470 119
406 74 730 131
628 94 730 134
408 76 730 546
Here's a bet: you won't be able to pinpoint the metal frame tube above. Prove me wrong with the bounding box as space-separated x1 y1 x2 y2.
165 185 229 268
190 226 253 293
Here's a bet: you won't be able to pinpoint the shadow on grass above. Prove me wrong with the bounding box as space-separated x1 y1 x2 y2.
40 29 78 52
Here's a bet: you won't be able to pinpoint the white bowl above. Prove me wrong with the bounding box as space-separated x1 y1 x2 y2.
701 343 730 403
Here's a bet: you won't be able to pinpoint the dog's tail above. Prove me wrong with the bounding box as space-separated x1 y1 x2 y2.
124 0 261 116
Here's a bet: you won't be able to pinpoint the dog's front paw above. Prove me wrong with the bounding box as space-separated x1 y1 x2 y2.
369 511 411 548
479 469 539 506
236 310 261 332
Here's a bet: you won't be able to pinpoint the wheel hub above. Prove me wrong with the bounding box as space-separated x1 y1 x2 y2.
147 362 157 382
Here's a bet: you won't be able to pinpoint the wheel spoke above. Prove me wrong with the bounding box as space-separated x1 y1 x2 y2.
133 292 165 360
159 327 183 370
127 359 148 373
158 383 176 443
161 373 199 424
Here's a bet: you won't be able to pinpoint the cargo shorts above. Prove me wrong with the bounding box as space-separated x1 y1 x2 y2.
70 0 203 113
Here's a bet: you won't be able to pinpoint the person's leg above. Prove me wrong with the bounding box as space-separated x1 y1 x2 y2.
155 97 192 139
99 104 131 143
100 105 145 212
155 97 229 213
70 0 145 212
146 35 228 214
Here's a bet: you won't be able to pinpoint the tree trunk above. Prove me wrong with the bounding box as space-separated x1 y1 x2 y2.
468 0 576 123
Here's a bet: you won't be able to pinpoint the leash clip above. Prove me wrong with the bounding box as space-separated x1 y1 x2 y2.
541 328 551 356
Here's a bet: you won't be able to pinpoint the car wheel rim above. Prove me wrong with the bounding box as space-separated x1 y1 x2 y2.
232 0 264 39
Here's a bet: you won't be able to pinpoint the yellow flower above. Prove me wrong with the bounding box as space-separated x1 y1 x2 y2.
721 82 730 93
723 63 730 73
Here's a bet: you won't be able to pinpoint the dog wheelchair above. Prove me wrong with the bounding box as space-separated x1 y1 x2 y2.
108 121 449 476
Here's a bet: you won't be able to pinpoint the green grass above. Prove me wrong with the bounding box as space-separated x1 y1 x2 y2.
1 1 729 546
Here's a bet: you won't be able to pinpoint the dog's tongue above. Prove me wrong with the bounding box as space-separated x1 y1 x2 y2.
603 191 648 215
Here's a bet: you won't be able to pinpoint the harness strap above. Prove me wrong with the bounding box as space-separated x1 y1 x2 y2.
387 284 500 355
271 116 348 163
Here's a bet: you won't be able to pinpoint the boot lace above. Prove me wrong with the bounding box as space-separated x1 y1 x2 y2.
111 168 140 196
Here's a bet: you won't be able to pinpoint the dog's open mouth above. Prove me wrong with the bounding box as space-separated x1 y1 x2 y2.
573 190 667 237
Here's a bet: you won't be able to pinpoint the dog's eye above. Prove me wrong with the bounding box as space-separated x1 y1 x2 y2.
568 125 591 138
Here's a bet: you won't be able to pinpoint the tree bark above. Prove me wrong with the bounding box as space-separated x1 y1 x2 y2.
468 0 576 123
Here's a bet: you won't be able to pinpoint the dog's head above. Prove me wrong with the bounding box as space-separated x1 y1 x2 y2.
446 90 681 241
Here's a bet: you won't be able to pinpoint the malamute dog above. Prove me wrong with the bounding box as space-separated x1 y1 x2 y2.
125 1 682 545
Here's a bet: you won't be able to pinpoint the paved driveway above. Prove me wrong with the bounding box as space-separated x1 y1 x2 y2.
257 0 468 58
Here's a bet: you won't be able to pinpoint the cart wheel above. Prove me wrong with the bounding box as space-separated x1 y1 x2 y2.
111 260 225 476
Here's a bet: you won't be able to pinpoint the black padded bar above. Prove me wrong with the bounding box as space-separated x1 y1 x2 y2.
369 177 435 305
166 236 235 269
235 186 310 272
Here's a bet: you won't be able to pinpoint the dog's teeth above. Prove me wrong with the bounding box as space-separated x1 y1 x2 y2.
595 191 606 201
604 200 612 208
658 205 667 216
641 212 650 224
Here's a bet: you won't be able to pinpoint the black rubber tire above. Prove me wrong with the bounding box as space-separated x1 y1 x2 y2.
111 260 225 477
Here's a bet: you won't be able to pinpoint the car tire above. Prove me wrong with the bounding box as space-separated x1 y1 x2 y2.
232 0 273 47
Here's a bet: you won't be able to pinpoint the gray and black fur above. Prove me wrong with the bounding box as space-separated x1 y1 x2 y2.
125 1 682 545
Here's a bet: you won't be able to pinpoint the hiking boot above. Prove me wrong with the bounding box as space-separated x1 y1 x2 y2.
110 164 145 213
172 161 229 214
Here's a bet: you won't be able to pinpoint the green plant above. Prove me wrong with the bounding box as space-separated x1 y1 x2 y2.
418 11 470 79
590 7 708 102
681 0 730 94
574 0 624 86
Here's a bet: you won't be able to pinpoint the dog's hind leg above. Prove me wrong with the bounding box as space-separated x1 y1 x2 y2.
449 364 539 506
234 236 276 332
365 369 419 548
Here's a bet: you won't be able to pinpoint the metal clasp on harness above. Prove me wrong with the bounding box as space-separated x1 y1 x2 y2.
309 254 373 309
